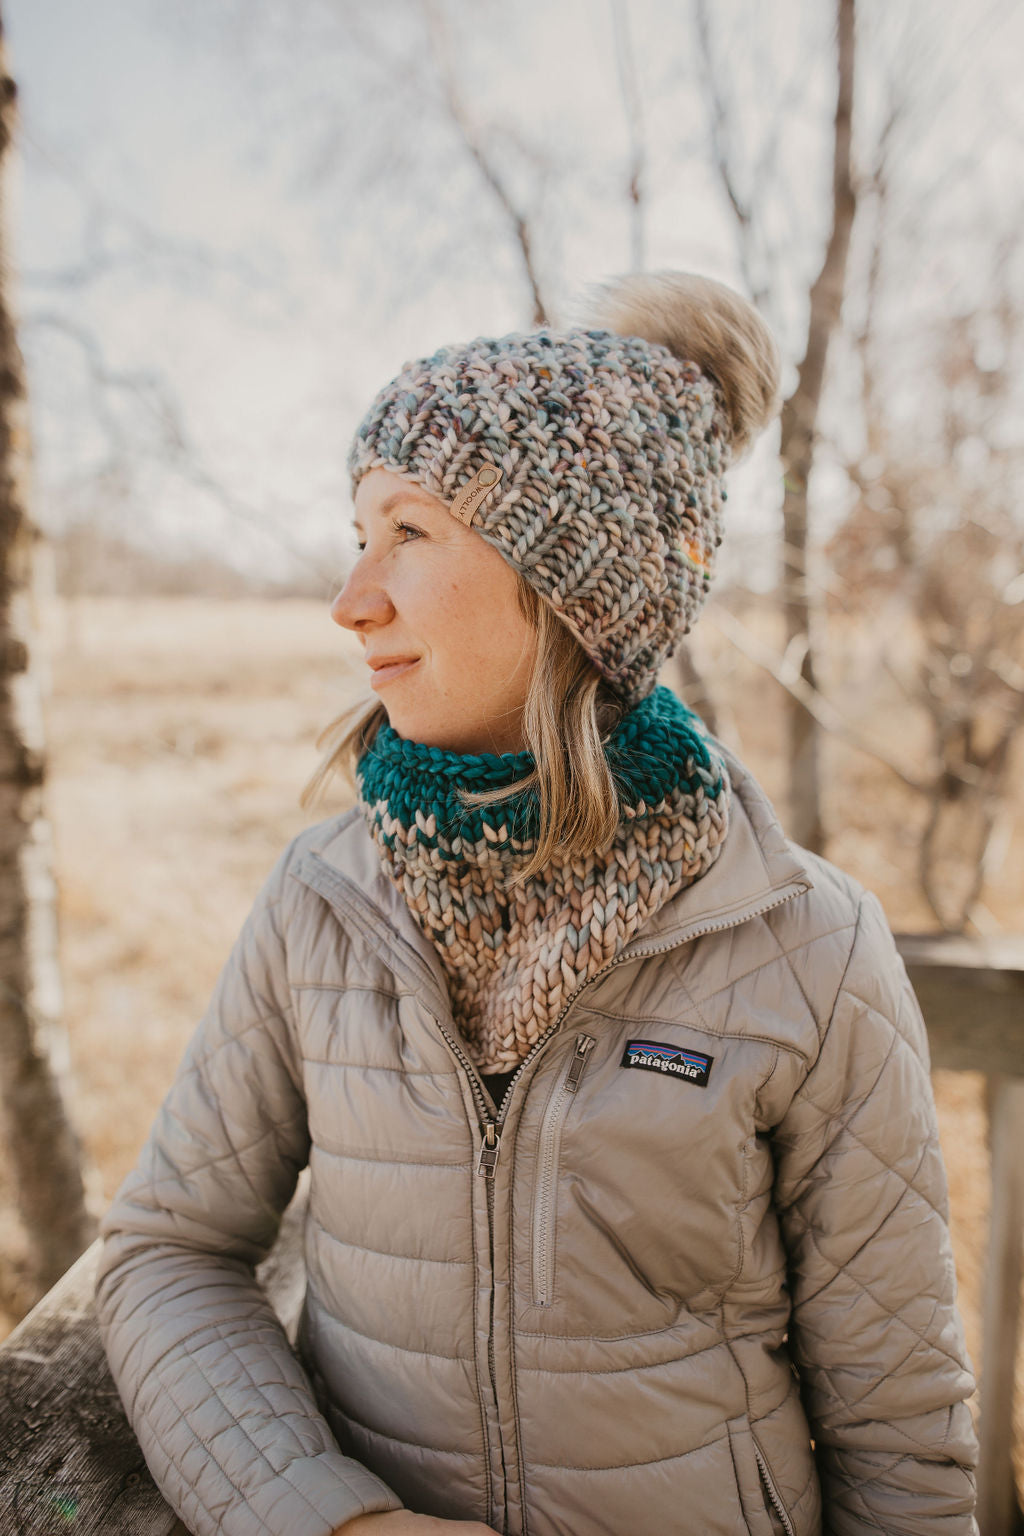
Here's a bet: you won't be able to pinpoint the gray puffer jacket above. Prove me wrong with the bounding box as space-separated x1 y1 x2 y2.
96 751 978 1536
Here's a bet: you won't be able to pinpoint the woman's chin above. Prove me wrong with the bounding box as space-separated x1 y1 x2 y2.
385 708 447 749
381 690 525 754
386 714 481 754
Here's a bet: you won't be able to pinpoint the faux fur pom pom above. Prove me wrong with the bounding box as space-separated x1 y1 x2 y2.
582 271 781 458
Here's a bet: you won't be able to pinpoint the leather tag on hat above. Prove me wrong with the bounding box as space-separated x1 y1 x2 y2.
450 463 503 527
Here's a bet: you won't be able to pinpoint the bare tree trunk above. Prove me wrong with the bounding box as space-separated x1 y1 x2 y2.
778 0 856 854
0 14 95 1301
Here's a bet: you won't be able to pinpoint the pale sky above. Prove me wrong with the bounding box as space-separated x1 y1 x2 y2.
5 0 1022 586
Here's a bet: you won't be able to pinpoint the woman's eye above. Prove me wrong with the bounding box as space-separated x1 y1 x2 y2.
393 520 423 542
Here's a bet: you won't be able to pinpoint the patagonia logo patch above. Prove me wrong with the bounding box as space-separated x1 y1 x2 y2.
620 1039 714 1087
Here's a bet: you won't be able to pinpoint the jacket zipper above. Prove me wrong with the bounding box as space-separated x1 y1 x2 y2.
532 1034 595 1305
310 863 807 1532
433 1022 507 1530
468 882 802 1165
486 876 806 1146
753 1441 795 1536
441 883 806 1522
443 877 807 1189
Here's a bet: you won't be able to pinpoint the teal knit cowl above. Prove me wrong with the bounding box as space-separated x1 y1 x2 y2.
357 686 731 1072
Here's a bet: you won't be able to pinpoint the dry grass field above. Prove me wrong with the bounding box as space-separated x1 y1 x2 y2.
2 593 1020 1492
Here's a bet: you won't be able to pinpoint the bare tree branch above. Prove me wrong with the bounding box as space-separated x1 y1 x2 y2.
423 0 552 325
24 313 334 580
693 0 762 305
21 132 274 300
705 605 930 794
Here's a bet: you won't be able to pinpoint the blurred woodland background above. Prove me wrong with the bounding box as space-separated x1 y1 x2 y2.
0 0 1022 1508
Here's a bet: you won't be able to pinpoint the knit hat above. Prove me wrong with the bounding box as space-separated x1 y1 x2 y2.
348 272 780 706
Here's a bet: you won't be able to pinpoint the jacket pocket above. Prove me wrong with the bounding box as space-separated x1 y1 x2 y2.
726 1415 796 1536
531 1033 595 1305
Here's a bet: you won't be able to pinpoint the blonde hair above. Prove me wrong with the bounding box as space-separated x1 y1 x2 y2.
302 580 625 882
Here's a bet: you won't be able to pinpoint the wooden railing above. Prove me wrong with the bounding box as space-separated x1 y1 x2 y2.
1 934 1021 1536
895 934 1024 1536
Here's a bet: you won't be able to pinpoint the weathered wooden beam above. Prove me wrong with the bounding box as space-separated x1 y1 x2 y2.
976 1076 1024 1536
895 933 1024 1076
895 934 1024 1534
0 1183 307 1535
0 1241 182 1535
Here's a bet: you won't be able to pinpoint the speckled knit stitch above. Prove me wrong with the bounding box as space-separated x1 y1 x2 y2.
348 327 730 707
357 688 730 1072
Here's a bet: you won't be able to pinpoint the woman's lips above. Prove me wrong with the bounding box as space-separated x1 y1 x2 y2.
369 658 419 690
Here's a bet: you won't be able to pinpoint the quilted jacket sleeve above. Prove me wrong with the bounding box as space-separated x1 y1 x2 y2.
772 890 979 1535
94 847 402 1536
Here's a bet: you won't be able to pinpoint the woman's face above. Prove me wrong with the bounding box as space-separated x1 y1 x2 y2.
332 467 538 754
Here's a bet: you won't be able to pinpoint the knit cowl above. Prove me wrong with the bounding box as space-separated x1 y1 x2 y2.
356 686 730 1073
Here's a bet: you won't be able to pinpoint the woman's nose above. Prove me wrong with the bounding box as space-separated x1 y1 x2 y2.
330 557 395 632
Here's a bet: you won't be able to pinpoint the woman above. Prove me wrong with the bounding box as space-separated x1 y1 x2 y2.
96 273 978 1536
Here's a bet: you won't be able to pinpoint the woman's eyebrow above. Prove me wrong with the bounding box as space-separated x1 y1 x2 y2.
378 491 436 517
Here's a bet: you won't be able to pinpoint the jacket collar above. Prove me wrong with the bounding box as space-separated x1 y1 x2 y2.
616 743 812 956
293 741 812 1014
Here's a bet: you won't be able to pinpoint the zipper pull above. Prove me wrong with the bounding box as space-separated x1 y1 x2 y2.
477 1122 501 1178
565 1034 596 1093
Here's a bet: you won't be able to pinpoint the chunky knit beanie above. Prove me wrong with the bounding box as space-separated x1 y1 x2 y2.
348 272 779 705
